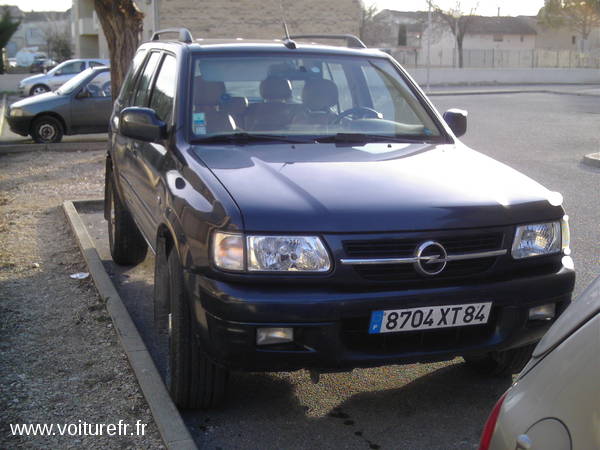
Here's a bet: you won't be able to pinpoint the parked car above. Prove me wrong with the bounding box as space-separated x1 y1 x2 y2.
480 275 599 450
7 67 112 143
29 55 48 73
106 29 575 409
18 58 109 96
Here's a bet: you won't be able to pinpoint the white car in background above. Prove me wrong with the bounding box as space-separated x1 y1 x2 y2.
18 58 109 96
480 275 600 450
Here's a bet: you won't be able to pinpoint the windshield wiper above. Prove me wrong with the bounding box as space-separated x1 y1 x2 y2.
193 132 314 145
315 133 437 144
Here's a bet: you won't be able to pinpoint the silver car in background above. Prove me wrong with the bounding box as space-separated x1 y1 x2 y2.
480 275 600 450
18 58 109 96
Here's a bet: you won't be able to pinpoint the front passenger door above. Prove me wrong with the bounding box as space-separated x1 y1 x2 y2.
120 51 162 240
136 53 178 228
48 61 87 90
70 70 113 133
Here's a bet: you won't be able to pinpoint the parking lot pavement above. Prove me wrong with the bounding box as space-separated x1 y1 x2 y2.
77 91 599 449
80 206 510 449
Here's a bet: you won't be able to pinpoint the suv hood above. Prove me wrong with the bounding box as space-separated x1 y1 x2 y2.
193 142 563 232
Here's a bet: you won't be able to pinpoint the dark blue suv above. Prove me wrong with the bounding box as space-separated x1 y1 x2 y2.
105 29 575 408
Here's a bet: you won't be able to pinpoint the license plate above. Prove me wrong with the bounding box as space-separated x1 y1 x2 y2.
369 302 492 334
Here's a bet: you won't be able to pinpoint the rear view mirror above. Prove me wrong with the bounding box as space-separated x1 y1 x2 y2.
443 109 468 138
120 107 166 142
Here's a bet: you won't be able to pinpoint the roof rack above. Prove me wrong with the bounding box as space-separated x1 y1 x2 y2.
289 34 367 49
151 28 193 44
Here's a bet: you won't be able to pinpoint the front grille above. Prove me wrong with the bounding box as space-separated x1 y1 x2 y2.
341 313 496 354
342 232 504 282
343 233 503 258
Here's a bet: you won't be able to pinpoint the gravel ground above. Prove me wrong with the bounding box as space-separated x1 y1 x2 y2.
0 150 163 449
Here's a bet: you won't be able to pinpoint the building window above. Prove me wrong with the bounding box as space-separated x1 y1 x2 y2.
493 35 503 42
398 24 407 46
572 35 576 45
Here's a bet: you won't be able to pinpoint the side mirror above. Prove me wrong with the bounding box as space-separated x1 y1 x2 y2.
120 107 166 142
443 109 468 138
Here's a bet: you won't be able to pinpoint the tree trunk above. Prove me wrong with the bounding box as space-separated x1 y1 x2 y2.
457 36 464 68
93 0 144 97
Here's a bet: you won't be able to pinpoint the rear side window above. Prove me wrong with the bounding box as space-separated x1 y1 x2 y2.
118 50 147 105
89 61 105 68
149 54 177 123
132 52 161 107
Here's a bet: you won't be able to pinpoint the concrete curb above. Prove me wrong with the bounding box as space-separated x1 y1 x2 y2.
582 152 600 168
63 200 197 450
0 141 107 154
0 94 6 136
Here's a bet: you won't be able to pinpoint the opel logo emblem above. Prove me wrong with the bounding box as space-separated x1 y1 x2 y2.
414 240 447 276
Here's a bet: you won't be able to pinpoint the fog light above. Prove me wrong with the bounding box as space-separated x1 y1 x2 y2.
529 304 556 321
256 327 293 346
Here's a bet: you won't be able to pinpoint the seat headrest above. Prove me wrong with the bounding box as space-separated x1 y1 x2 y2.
219 96 248 115
260 78 292 101
194 78 226 106
302 79 338 111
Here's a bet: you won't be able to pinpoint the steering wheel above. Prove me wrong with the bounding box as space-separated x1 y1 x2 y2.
334 107 382 124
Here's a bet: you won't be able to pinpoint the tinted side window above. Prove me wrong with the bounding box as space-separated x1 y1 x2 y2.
132 52 161 107
118 50 147 105
57 61 86 75
149 54 177 122
89 61 105 68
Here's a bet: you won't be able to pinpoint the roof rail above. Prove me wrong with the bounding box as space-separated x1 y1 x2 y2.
289 34 367 49
151 28 193 44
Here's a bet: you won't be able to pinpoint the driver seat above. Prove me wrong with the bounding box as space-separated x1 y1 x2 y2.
297 79 339 126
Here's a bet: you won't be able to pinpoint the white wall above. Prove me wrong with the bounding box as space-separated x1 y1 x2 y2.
406 68 600 85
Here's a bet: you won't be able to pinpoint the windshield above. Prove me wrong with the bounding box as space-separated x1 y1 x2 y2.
56 68 95 95
190 53 442 142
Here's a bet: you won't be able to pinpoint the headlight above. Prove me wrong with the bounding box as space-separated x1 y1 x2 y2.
212 232 244 271
511 221 562 259
212 232 331 273
9 108 25 117
561 215 570 255
247 235 330 272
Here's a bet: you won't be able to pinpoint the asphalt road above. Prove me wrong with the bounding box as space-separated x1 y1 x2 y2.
79 91 599 450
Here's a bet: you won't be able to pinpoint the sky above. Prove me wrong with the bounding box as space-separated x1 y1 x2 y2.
8 0 546 16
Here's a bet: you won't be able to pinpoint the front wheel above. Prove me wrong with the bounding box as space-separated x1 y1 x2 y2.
164 248 228 409
463 344 535 377
30 84 50 96
31 115 63 144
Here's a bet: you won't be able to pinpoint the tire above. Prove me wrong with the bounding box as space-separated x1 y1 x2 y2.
31 115 63 144
166 248 228 409
30 84 50 96
463 344 535 377
106 169 148 266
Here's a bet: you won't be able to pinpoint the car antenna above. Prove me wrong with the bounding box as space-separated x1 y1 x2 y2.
280 1 297 49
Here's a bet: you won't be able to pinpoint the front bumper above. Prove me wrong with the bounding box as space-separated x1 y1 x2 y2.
185 266 575 372
6 115 31 136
